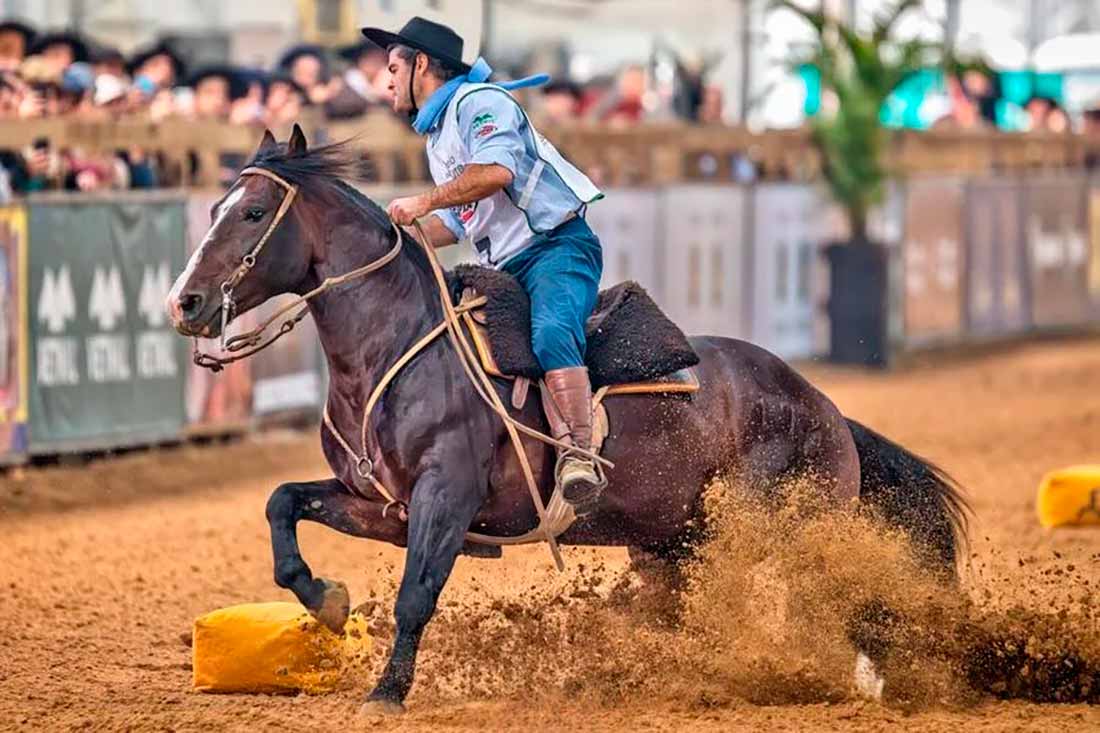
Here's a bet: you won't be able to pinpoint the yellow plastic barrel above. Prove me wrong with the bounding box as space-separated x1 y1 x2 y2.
1036 465 1100 528
192 602 371 694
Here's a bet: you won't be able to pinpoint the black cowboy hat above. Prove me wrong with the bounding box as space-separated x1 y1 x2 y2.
0 19 36 47
89 43 125 68
360 16 470 74
127 40 187 80
543 79 582 98
276 43 330 81
29 30 89 62
336 39 385 64
187 65 250 100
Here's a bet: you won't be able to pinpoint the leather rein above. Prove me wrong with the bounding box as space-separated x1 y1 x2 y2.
192 166 612 570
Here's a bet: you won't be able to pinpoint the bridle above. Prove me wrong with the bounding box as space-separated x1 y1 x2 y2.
192 166 403 371
212 167 299 354
189 164 613 570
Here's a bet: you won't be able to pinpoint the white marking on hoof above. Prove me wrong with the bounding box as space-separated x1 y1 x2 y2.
854 652 884 701
359 699 405 716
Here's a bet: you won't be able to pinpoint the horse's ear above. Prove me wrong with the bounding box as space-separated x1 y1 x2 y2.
287 123 308 157
257 129 277 155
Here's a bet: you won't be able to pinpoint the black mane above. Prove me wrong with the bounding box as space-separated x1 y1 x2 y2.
246 138 433 275
247 139 392 230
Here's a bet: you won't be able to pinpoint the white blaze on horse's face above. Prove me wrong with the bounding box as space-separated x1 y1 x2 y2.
166 185 248 333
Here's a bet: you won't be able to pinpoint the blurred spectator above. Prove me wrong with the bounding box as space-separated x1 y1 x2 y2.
960 69 999 127
1026 96 1070 133
148 88 178 122
93 74 128 110
1085 99 1100 170
933 73 987 130
187 66 248 121
28 31 88 75
264 74 308 128
594 64 647 125
230 68 266 125
0 20 34 71
90 45 126 78
325 39 388 118
538 80 582 125
697 85 724 125
17 55 60 118
278 44 338 106
127 40 186 97
59 62 94 113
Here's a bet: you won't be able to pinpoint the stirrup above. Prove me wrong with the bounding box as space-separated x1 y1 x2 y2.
555 450 607 514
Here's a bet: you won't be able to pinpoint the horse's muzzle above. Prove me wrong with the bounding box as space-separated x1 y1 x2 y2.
166 291 217 337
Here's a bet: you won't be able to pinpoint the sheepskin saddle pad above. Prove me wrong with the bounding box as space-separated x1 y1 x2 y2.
447 264 700 389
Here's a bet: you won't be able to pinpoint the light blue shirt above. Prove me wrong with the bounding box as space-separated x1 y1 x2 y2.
428 86 601 244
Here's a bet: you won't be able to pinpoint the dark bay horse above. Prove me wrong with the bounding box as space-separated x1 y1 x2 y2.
167 127 967 712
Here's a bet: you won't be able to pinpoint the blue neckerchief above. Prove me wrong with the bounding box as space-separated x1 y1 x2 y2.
412 57 550 135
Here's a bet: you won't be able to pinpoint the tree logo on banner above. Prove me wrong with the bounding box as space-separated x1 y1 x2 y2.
138 262 171 328
38 265 76 334
89 265 126 331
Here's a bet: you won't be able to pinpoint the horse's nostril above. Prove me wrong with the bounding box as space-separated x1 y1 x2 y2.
179 293 204 318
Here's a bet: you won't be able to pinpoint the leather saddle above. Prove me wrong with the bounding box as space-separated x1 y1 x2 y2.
448 265 701 452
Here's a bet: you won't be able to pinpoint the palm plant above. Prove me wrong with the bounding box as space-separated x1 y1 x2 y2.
772 0 939 243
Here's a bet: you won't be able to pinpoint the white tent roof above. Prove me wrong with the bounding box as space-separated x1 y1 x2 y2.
954 32 1029 70
1033 33 1100 72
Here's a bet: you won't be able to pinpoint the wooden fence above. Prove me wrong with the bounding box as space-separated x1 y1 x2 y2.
1 111 1098 188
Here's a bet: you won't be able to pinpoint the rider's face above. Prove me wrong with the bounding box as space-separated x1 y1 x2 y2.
387 48 413 114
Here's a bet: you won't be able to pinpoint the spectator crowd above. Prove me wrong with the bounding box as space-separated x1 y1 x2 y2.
0 20 396 194
0 18 1097 196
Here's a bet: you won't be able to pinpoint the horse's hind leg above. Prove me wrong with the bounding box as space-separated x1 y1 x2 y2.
266 478 408 632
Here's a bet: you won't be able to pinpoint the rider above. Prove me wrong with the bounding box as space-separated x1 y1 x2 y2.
361 17 606 513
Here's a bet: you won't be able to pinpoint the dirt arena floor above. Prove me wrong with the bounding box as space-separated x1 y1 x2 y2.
4 337 1100 732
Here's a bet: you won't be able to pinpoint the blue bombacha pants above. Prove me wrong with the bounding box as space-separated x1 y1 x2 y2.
500 216 603 372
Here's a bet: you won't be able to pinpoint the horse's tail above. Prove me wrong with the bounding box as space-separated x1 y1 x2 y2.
846 418 970 575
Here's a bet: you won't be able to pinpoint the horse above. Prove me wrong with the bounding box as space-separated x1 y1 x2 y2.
166 126 968 713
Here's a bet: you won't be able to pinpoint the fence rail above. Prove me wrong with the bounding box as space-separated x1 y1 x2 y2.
2 113 1098 187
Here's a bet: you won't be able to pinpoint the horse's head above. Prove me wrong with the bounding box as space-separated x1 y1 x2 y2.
166 125 314 338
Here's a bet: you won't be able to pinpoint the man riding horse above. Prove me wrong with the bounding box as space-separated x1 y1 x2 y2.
366 17 607 513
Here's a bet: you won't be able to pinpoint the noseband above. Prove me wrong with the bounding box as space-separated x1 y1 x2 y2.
216 167 298 351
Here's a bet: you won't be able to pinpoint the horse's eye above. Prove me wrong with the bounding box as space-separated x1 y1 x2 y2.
245 207 265 222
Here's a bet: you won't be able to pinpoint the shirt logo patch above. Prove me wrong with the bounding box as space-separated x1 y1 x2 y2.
471 111 498 138
455 202 476 224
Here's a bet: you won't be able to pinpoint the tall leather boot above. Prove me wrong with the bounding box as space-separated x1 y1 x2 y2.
542 366 605 514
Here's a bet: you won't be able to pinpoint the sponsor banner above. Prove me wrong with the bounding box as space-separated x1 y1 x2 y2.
964 181 1030 337
184 194 254 432
659 185 748 340
1024 178 1090 328
751 184 822 359
0 207 28 461
27 197 188 451
901 178 965 345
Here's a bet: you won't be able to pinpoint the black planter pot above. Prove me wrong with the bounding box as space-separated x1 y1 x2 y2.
824 239 889 367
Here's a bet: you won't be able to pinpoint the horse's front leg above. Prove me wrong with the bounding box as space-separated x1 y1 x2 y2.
363 466 485 714
265 478 408 631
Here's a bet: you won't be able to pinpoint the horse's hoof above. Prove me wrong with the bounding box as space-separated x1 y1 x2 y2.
358 699 406 716
311 578 350 634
